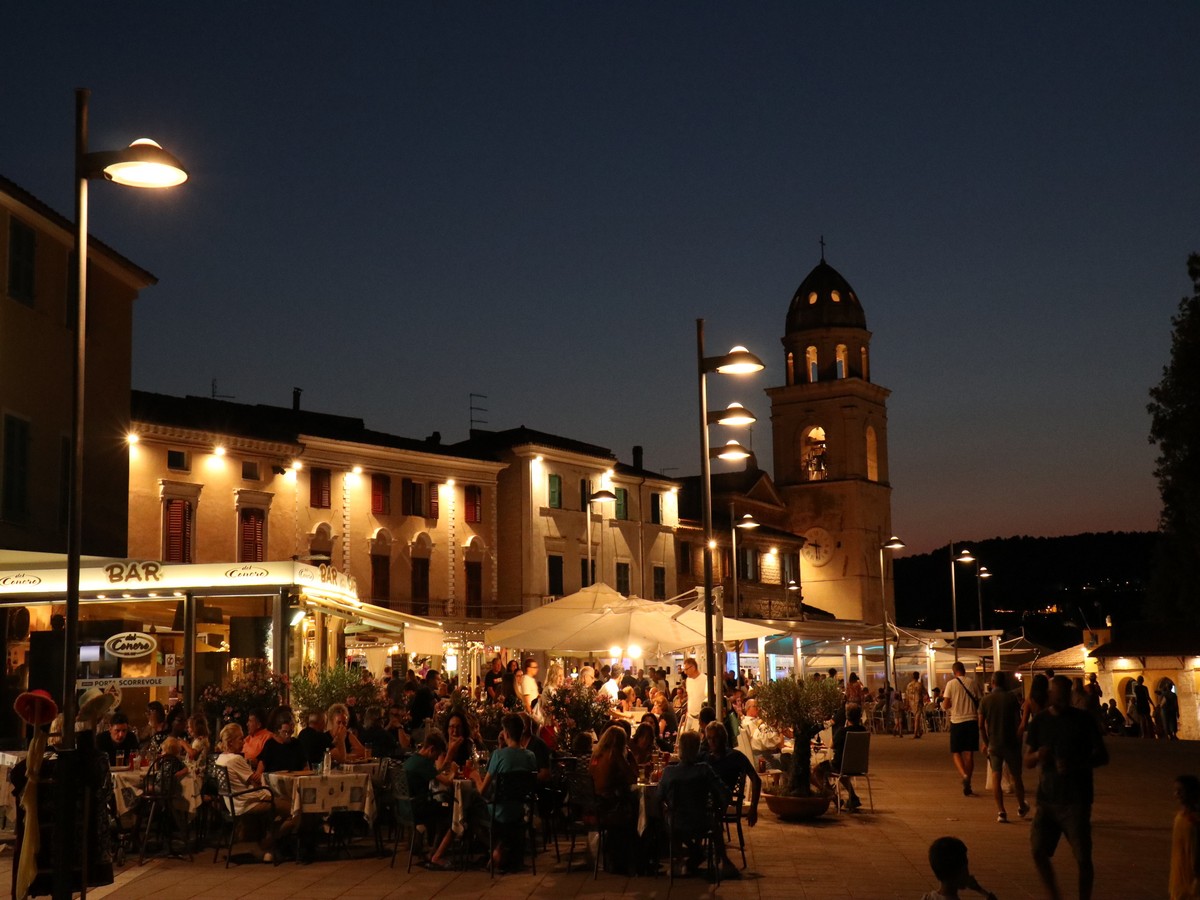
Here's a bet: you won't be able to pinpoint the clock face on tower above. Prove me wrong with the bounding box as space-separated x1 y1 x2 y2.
801 527 835 567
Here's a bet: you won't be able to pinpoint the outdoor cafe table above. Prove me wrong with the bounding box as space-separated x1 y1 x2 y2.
111 767 202 818
0 750 26 830
266 770 375 823
450 778 478 835
634 782 660 836
340 759 383 784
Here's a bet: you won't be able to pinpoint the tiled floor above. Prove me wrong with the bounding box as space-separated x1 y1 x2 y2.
1 732 1187 898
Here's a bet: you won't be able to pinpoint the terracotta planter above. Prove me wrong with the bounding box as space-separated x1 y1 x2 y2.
763 792 831 821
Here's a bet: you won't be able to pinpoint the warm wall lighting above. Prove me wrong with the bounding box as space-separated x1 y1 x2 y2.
351 465 363 475
291 460 303 471
627 644 642 658
213 445 226 456
445 478 456 487
126 432 139 444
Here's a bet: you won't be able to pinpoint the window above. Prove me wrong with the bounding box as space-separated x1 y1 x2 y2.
652 566 666 599
166 449 189 472
427 482 439 520
614 487 628 521
2 415 30 522
650 492 662 525
835 344 848 379
547 555 564 596
580 558 595 588
401 478 422 516
548 474 562 509
740 546 759 582
241 461 260 481
806 346 818 383
371 554 390 604
310 467 332 508
163 498 193 563
786 351 795 385
678 541 693 575
238 508 265 562
866 426 879 481
464 485 482 523
7 217 35 305
616 562 631 595
579 478 589 511
783 551 800 584
802 426 828 481
465 561 483 618
371 474 391 515
830 290 841 303
861 346 869 382
411 558 430 616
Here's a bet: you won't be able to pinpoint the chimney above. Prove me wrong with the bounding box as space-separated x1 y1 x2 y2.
292 387 303 411
632 445 643 470
426 431 442 446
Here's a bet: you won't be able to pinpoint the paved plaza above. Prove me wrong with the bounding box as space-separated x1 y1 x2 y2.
2 733 1190 899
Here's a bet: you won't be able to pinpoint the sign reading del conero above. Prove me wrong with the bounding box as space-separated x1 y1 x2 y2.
104 631 157 659
0 560 360 603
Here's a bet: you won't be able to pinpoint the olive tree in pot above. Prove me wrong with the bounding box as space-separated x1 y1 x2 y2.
755 675 843 799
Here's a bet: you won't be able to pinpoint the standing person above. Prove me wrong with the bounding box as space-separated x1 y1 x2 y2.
1024 674 1109 900
1133 675 1156 739
483 657 505 702
517 657 542 723
1162 687 1182 741
943 661 981 796
906 672 930 739
845 672 867 707
681 657 705 734
978 672 1028 823
1169 774 1200 900
1084 673 1104 727
1019 674 1049 743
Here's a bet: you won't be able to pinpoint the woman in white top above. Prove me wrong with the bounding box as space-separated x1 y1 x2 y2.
215 723 295 861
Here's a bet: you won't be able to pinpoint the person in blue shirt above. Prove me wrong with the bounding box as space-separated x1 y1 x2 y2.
469 713 536 871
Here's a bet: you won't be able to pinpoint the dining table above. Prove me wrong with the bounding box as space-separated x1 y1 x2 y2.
110 766 202 819
450 778 478 836
633 781 661 836
0 750 27 831
266 770 375 823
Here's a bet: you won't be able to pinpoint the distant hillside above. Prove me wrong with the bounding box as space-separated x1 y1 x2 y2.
893 532 1158 643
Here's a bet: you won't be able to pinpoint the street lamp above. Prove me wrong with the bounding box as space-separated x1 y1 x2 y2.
879 535 905 697
586 487 616 587
61 87 186 899
976 564 992 631
696 319 763 718
729 510 758 683
949 545 975 661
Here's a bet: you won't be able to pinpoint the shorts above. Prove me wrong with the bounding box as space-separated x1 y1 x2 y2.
949 720 979 754
988 747 1021 774
1030 802 1092 863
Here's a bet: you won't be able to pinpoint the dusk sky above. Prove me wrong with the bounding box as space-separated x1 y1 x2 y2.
6 4 1198 554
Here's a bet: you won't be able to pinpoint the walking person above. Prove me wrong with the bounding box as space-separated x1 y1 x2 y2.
943 661 981 796
906 671 929 739
1024 674 1109 900
1169 774 1200 899
978 671 1028 823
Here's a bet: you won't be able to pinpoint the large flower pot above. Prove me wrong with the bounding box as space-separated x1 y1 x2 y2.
763 792 831 821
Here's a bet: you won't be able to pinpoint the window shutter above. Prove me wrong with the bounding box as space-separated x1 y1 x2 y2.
615 488 628 521
401 478 413 516
239 508 264 562
465 485 482 523
310 468 331 508
164 499 192 563
650 492 661 525
548 474 561 509
428 482 439 519
371 554 390 604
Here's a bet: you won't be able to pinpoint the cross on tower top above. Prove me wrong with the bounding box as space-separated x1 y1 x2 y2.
819 235 826 262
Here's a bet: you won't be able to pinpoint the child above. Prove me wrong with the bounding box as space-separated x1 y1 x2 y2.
923 836 997 900
1170 775 1200 899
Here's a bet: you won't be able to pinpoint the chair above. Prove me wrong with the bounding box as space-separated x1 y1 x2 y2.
833 730 874 814
662 779 722 885
388 765 425 872
211 764 269 867
562 765 603 876
138 758 192 864
720 775 748 869
488 770 539 877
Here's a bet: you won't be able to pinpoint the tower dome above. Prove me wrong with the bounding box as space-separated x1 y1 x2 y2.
785 259 867 333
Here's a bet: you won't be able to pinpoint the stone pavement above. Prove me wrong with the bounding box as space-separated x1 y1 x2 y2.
0 733 1189 898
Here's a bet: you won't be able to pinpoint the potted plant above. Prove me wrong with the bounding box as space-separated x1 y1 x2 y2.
754 675 844 819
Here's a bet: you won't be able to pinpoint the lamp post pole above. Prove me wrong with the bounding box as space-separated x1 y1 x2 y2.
879 535 905 699
697 319 718 715
976 563 991 631
948 544 975 662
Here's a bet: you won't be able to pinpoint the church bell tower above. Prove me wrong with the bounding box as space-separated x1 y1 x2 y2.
766 254 895 623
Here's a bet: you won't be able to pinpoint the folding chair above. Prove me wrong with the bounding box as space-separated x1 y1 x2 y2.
721 775 748 869
833 730 874 814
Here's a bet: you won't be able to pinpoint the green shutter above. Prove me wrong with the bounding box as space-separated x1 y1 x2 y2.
548 474 561 508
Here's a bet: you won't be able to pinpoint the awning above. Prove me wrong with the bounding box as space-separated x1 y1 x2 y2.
301 592 445 655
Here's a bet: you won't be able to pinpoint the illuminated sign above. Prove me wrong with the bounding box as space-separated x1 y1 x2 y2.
104 632 158 659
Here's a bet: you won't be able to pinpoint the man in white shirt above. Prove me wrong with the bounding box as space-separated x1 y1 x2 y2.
681 657 705 733
601 665 622 702
942 660 981 796
518 657 542 724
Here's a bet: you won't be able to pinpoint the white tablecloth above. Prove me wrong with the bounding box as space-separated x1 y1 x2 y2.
634 782 660 836
111 768 201 818
451 779 478 835
267 771 375 823
341 760 382 783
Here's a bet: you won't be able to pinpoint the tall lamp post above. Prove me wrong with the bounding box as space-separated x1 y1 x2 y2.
879 535 905 693
976 564 992 631
729 510 757 683
586 487 616 587
60 88 187 900
948 545 975 661
696 319 762 716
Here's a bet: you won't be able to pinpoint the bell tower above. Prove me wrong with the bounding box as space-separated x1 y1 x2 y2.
766 255 894 623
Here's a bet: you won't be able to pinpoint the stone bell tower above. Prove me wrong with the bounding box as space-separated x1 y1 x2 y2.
765 254 895 623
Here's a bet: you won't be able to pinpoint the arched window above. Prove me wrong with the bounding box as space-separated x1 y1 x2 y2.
860 346 869 382
464 537 487 618
835 344 848 379
806 346 818 383
410 532 433 617
866 426 878 482
802 426 828 481
309 522 333 563
786 351 795 386
370 529 392 605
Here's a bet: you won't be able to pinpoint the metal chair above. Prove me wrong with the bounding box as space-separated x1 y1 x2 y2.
663 780 722 885
488 770 539 876
138 757 192 864
833 730 874 813
562 764 603 876
211 764 269 867
720 775 748 869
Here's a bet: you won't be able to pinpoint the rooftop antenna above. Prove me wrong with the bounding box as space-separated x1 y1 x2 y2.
819 235 826 262
469 393 489 432
210 378 234 400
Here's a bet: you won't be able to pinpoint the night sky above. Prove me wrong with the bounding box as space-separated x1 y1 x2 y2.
5 4 1198 554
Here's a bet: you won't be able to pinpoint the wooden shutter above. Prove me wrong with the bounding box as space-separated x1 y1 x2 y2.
371 474 390 514
548 474 561 509
164 499 192 563
310 468 331 508
465 486 482 523
239 508 265 562
427 482 439 519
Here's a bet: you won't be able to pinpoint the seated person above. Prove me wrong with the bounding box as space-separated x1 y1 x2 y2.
703 721 761 827
832 704 867 811
469 714 537 872
140 701 170 751
184 713 211 772
402 733 457 868
257 710 308 773
214 723 297 862
629 722 658 767
383 705 414 755
742 699 787 770
326 703 367 762
444 711 476 768
356 706 398 758
242 708 274 766
156 737 192 836
1104 699 1127 735
97 711 140 765
296 709 333 767
658 731 731 878
588 725 639 874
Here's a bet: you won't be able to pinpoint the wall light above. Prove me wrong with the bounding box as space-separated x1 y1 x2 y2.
126 432 139 444
291 460 303 471
213 445 226 456
351 465 363 475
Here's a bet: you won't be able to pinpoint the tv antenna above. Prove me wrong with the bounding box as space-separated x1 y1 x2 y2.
211 378 234 400
469 393 488 431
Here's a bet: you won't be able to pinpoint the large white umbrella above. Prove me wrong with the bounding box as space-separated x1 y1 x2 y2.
675 608 779 643
486 584 779 654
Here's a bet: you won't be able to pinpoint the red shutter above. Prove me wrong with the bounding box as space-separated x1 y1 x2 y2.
465 486 482 523
371 474 390 515
428 482 439 519
310 468 331 508
239 508 265 562
164 499 192 563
